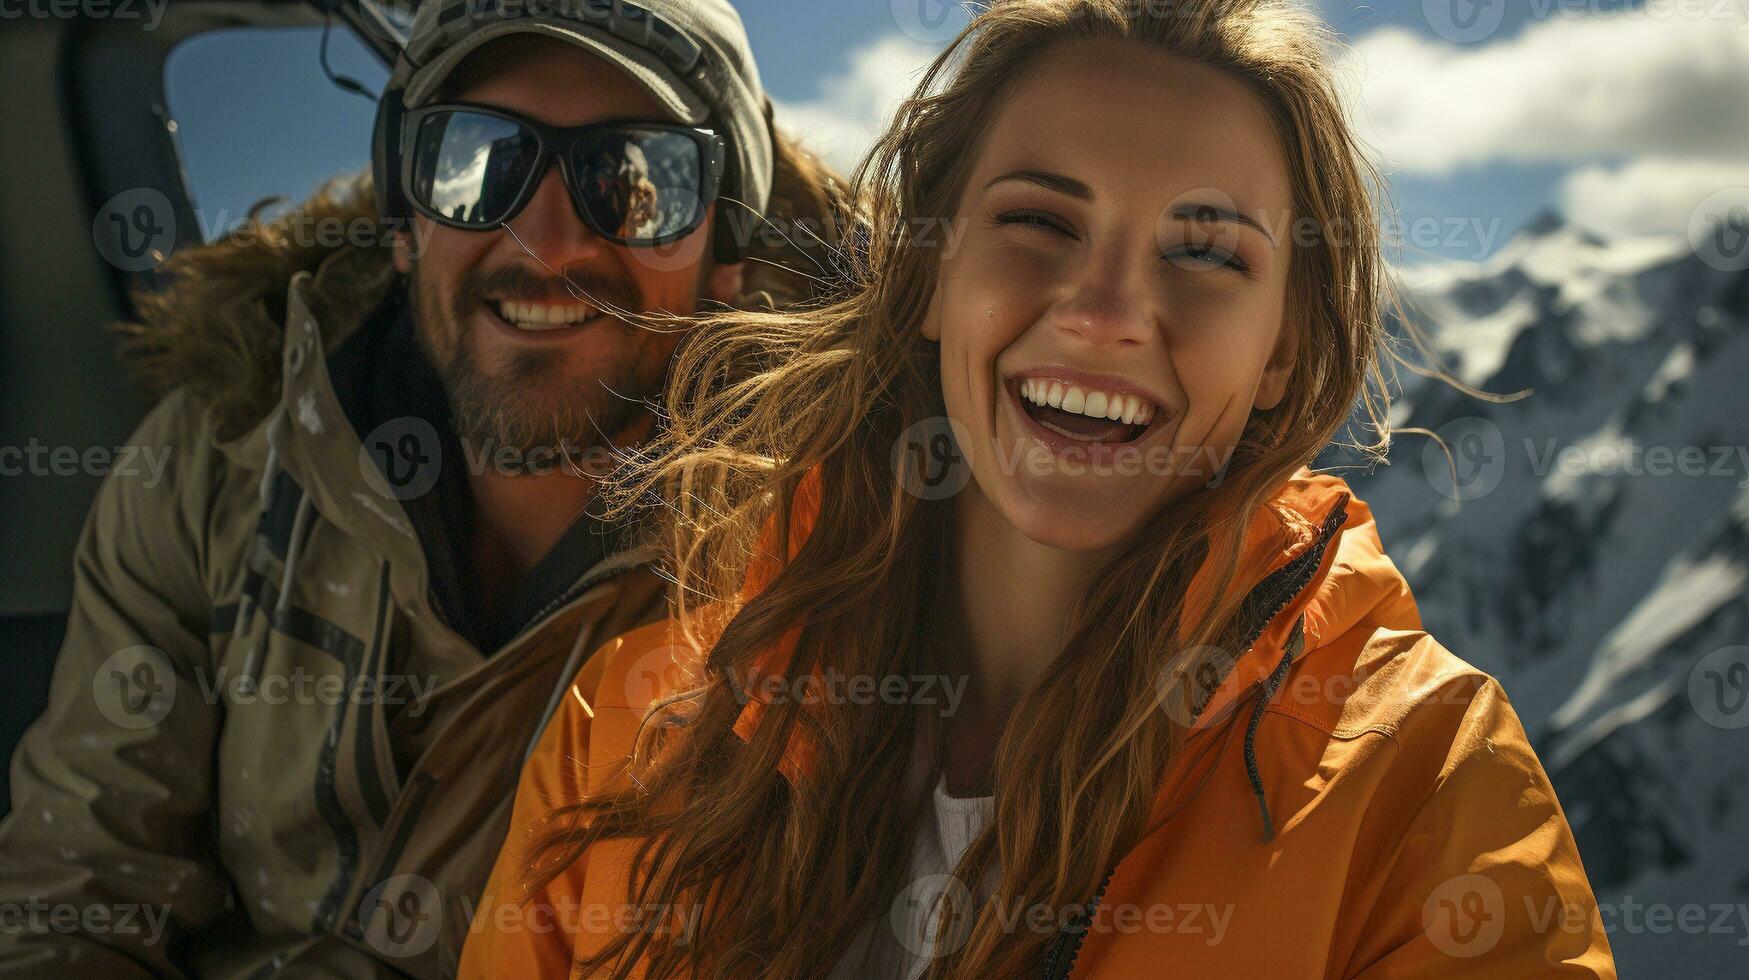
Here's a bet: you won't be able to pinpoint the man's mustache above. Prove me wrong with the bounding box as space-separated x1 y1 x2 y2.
452 263 643 320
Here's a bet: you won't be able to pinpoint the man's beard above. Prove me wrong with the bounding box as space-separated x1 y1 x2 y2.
408 261 665 463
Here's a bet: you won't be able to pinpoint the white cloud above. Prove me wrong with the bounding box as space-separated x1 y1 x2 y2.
769 34 942 174
1559 155 1749 236
1341 10 1749 177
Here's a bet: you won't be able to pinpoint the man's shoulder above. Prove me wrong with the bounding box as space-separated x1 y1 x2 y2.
121 385 265 491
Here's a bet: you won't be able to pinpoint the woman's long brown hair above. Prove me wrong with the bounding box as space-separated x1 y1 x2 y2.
525 1 1476 975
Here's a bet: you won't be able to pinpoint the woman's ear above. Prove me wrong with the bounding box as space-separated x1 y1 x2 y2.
1252 321 1298 411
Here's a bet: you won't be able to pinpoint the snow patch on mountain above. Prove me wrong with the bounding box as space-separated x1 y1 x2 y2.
1337 207 1749 975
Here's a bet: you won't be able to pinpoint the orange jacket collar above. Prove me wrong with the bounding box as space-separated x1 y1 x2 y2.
728 467 1382 786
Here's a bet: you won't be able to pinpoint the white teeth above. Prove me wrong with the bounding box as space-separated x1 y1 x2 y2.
1018 378 1160 428
495 300 596 329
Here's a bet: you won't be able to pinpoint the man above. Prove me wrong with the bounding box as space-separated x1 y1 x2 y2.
0 1 842 975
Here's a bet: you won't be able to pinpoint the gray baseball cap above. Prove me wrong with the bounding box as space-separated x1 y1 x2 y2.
393 0 773 215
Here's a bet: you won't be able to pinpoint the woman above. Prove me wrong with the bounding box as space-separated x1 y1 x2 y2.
460 0 1615 976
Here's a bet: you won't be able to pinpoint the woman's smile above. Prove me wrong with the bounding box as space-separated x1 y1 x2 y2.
1001 365 1176 463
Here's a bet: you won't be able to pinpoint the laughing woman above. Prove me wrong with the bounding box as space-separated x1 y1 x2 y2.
460 0 1614 977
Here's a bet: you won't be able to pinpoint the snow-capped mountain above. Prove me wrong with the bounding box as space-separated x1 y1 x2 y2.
1330 207 1749 976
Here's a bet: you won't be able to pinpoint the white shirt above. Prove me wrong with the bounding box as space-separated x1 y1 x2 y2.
828 776 997 979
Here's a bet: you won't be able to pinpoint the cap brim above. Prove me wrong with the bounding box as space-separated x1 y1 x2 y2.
402 21 710 125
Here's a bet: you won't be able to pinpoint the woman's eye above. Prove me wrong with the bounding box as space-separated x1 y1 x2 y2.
994 209 1073 237
1166 242 1253 275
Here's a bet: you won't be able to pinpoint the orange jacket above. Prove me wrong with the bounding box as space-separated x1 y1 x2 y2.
460 468 1616 978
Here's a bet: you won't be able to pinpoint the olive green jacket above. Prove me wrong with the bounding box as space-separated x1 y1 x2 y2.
0 238 667 978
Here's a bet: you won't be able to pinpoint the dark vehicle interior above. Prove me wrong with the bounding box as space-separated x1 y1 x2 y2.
0 0 402 812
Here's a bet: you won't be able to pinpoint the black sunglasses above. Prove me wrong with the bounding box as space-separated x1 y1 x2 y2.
400 102 727 247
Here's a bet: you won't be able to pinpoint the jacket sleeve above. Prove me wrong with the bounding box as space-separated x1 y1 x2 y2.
0 393 233 978
1345 676 1616 979
458 634 614 979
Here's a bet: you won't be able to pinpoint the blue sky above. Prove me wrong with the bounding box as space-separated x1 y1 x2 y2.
164 0 1749 267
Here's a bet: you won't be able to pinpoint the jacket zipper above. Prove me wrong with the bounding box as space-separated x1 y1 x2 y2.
1036 497 1349 978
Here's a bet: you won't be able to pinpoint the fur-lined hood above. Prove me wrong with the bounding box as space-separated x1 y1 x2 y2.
117 132 853 444
117 174 397 443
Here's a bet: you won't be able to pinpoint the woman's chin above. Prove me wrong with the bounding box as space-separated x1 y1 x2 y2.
998 480 1160 553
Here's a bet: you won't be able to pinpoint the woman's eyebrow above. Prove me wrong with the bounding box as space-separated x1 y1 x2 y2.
983 169 1093 201
1167 201 1278 247
984 171 1278 248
